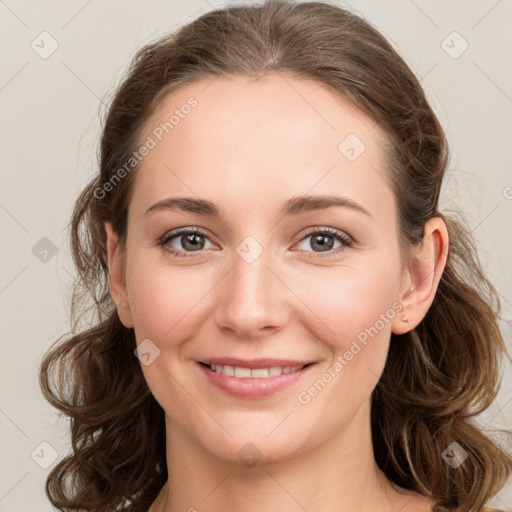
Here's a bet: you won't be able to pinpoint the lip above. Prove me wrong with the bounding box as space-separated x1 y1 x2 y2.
197 358 317 399
199 357 313 369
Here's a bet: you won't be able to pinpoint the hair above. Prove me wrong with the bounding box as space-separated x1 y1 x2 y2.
39 1 512 511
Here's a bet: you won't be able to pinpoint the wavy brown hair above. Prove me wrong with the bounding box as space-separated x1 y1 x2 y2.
39 1 512 511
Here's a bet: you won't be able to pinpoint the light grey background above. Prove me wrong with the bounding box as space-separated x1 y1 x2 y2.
1 0 511 510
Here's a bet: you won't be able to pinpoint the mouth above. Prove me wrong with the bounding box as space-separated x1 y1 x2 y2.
196 358 316 399
199 361 312 378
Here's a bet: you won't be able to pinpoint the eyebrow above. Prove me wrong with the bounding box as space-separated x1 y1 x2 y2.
144 194 373 219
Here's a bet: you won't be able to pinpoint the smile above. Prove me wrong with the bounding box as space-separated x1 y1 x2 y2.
197 358 316 399
207 363 305 378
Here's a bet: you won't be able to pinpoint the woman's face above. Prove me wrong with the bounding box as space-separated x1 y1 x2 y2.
110 73 412 463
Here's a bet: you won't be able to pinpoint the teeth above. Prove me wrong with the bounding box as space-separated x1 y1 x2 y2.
209 364 304 378
251 368 270 378
234 367 251 378
222 364 234 376
269 367 283 376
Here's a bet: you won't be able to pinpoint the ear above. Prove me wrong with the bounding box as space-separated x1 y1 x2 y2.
392 217 449 334
105 222 134 328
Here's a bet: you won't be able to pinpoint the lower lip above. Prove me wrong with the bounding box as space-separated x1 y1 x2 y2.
197 362 316 399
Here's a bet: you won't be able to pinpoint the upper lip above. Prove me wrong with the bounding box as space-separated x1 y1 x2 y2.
199 357 314 369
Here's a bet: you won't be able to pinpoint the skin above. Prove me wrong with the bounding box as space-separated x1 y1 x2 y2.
105 73 448 512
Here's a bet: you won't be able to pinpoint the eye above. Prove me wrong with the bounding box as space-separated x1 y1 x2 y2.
158 226 353 258
294 227 353 257
158 228 216 258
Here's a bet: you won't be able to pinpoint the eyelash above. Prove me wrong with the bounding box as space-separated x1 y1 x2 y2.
157 226 353 258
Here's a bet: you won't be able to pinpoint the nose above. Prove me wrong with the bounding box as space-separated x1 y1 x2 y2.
213 245 290 340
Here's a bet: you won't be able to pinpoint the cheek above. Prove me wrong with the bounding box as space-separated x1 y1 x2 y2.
126 247 402 348
127 261 215 343
125 259 216 418
291 267 399 433
291 260 401 348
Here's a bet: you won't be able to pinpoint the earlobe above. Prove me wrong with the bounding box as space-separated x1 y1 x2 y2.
105 222 134 328
392 217 449 335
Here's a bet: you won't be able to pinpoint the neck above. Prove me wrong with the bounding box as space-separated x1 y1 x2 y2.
150 400 421 512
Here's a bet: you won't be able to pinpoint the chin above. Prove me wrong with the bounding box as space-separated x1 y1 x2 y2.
193 415 325 468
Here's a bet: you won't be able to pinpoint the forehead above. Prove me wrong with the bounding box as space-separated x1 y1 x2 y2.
130 73 393 220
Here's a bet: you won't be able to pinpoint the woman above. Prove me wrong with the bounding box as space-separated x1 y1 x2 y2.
39 1 511 511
